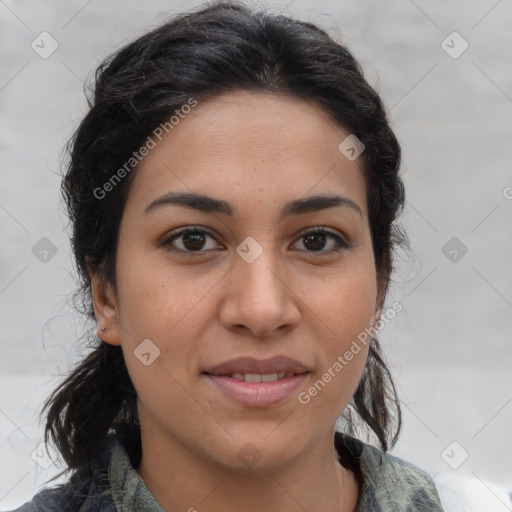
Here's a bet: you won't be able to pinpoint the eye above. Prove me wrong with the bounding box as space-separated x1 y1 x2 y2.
291 227 349 256
161 225 348 257
161 226 222 255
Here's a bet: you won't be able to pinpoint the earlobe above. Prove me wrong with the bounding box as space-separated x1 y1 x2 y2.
89 272 122 346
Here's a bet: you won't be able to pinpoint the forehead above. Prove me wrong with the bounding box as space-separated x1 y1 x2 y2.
124 90 368 218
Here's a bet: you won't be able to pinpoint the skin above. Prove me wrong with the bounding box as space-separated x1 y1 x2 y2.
90 90 383 512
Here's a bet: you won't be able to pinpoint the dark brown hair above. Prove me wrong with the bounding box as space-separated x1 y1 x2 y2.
45 0 405 471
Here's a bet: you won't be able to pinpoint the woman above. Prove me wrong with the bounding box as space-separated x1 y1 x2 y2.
10 2 450 510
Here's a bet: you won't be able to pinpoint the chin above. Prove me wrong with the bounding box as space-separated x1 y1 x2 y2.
201 429 308 473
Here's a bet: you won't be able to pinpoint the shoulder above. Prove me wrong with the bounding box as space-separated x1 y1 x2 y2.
335 433 444 511
357 442 512 511
6 438 161 512
359 440 436 486
335 433 512 512
360 442 444 510
5 443 118 512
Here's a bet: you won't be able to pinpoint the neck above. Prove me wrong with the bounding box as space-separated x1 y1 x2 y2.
136 426 359 512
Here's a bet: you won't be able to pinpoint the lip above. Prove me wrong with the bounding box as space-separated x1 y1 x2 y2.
205 372 310 407
203 355 310 375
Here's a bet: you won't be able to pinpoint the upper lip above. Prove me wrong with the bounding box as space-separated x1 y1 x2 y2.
204 356 310 376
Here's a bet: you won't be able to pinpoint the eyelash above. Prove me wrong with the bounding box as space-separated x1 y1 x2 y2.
161 225 349 257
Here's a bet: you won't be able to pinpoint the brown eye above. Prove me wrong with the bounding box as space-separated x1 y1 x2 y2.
162 227 222 254
180 231 208 251
292 228 348 255
161 226 348 257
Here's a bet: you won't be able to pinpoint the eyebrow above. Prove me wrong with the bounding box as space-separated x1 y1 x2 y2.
143 191 363 221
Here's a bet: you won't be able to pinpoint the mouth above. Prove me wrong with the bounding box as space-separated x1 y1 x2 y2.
202 356 311 407
203 355 310 376
216 372 299 383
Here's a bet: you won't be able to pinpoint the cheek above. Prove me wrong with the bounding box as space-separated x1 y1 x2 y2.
312 259 378 345
124 350 213 444
115 246 212 338
114 251 214 397
299 260 376 413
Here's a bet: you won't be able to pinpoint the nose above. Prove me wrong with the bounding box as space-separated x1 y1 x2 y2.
219 247 301 338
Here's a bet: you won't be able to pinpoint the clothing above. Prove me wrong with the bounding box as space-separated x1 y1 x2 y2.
9 432 444 511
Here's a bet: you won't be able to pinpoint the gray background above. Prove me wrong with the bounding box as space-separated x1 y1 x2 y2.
1 0 511 509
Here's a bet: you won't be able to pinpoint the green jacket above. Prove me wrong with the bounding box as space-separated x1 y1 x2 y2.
10 433 444 511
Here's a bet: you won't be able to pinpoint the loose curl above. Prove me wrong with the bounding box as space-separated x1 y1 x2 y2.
45 0 406 471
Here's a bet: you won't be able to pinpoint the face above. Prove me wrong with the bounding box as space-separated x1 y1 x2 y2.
93 90 381 471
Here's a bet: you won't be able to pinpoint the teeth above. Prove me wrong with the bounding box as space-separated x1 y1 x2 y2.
228 372 293 382
245 373 262 383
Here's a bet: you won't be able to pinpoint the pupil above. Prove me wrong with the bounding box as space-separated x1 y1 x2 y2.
183 232 205 250
304 233 325 251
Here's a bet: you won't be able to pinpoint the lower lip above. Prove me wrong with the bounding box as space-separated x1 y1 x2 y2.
205 373 310 407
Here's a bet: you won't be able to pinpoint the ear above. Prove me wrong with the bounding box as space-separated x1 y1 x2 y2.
90 271 122 346
371 304 382 330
